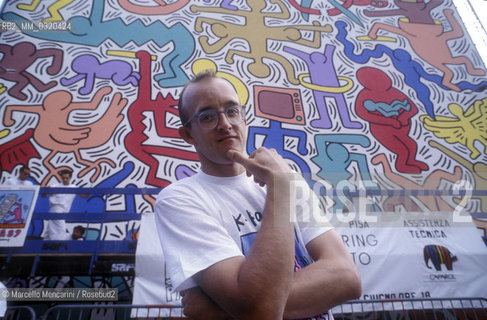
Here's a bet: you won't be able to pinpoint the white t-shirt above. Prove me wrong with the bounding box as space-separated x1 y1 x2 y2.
44 183 76 240
3 177 33 186
155 171 332 292
48 182 76 213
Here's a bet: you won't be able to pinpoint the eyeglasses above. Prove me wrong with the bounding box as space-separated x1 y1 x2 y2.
184 105 245 130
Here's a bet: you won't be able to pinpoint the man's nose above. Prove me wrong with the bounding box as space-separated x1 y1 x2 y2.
216 111 231 129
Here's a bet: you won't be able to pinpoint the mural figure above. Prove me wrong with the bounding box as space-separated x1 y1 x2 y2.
0 129 40 175
363 7 486 92
4 1 194 87
312 134 379 213
61 54 140 95
363 0 441 24
0 42 63 101
121 51 198 193
191 0 332 84
429 140 487 212
3 87 127 185
336 21 487 119
288 0 320 16
117 0 190 15
372 153 462 212
284 44 362 129
16 0 75 22
247 120 312 183
329 0 388 17
355 67 428 174
420 98 487 160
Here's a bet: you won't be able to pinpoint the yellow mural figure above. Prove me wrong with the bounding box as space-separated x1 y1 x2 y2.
362 10 486 92
3 87 128 185
190 0 332 84
429 140 487 213
17 0 74 23
372 153 463 212
420 98 487 160
192 58 249 106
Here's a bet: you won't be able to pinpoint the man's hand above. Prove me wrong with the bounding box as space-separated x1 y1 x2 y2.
227 147 292 187
181 287 230 320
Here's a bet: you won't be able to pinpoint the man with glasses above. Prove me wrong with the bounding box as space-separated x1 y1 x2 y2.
155 70 361 319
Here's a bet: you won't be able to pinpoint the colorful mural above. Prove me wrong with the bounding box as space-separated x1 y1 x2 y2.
0 0 486 302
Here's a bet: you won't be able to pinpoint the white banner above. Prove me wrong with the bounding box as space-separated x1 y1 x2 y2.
132 211 183 317
133 211 487 312
335 211 487 301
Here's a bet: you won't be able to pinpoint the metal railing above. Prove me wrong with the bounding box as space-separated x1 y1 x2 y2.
4 297 486 320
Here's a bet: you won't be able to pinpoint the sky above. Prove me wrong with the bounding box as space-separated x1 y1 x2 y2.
453 0 487 68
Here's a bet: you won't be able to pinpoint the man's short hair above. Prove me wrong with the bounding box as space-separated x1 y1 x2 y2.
19 165 30 173
59 169 73 177
178 69 218 127
74 225 86 233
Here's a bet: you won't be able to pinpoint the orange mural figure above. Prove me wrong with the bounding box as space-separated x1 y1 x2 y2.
372 153 462 212
3 87 127 185
117 0 189 14
429 140 487 213
190 0 332 84
362 8 486 92
420 98 487 160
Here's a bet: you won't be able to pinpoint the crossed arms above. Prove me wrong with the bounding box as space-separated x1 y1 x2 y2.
181 148 362 319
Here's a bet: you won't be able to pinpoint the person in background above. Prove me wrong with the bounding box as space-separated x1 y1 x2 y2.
43 169 88 241
155 70 361 320
71 225 86 240
3 165 33 186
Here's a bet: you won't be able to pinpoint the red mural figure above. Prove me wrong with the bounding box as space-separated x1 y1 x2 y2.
123 51 198 189
355 67 428 174
0 42 63 101
3 87 127 185
0 129 40 175
328 0 388 17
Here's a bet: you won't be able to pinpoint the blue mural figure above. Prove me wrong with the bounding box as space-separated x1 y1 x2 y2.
335 21 487 119
247 120 313 185
312 134 380 213
284 44 362 129
3 1 194 87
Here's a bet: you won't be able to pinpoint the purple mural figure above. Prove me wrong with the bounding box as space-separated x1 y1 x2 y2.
61 54 140 95
284 44 362 129
203 0 238 10
0 42 63 101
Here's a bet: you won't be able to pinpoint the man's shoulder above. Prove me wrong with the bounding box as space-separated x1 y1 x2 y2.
157 173 202 198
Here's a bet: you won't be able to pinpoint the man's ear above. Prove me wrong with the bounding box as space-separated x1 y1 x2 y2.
179 126 195 145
